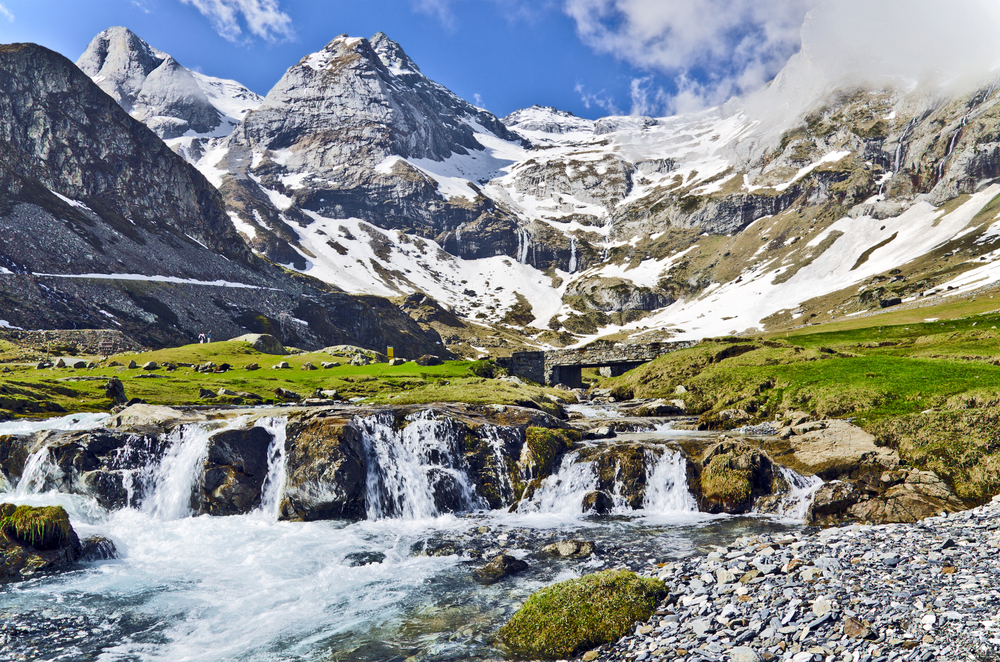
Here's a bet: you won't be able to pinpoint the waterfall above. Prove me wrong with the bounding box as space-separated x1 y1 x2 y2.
524 449 598 514
568 236 578 273
523 446 698 515
480 424 520 503
642 449 697 513
770 465 823 522
893 117 917 174
141 424 215 520
937 114 969 180
256 417 288 520
516 227 531 264
14 447 59 495
354 411 484 520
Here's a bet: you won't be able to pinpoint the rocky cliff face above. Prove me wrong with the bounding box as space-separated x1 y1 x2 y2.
0 42 446 357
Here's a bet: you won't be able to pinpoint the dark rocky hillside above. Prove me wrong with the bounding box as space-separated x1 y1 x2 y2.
0 43 446 358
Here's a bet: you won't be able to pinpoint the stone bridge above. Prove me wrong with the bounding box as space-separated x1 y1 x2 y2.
498 341 697 389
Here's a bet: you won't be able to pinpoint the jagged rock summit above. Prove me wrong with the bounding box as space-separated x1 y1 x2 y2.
77 27 261 157
0 41 446 357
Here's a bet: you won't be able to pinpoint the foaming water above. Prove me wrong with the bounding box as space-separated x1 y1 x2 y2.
0 408 816 661
0 412 109 435
769 465 825 522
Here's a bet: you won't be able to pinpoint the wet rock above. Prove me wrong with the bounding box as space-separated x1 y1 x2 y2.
473 553 529 584
583 426 615 440
200 426 274 516
0 504 81 583
541 539 594 558
345 551 385 566
582 490 614 514
80 535 118 561
697 440 778 514
279 414 369 521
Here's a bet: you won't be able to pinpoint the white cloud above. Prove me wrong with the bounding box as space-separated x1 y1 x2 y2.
566 0 1000 115
412 0 457 29
564 0 815 112
0 3 14 22
180 0 294 43
575 82 622 115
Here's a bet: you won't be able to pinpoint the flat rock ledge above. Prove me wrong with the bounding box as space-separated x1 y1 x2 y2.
585 496 1000 662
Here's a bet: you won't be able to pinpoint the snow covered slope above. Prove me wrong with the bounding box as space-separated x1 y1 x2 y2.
86 27 1000 350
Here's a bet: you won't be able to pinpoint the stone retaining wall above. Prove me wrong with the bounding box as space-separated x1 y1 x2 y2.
0 329 145 355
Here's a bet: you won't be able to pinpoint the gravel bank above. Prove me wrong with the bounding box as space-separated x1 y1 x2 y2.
591 496 1000 662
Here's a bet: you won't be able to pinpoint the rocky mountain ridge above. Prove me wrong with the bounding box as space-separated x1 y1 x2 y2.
0 42 447 357
76 27 261 162
28 26 1000 351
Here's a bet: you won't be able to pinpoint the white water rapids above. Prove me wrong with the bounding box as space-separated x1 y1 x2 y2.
0 409 823 661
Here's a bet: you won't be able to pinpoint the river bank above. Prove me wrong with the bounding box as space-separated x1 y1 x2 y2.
587 497 1000 662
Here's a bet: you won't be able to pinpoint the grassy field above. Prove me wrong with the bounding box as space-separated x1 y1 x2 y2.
0 340 570 419
600 308 1000 504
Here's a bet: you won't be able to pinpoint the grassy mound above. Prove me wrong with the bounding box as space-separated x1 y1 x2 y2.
497 569 666 659
0 504 76 551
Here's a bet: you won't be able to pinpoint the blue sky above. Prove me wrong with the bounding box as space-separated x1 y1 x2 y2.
0 1 816 120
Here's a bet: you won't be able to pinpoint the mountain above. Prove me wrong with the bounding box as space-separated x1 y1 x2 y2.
0 41 447 357
73 27 1000 351
76 27 261 162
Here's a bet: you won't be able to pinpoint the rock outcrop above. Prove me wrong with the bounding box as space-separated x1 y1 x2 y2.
0 504 82 583
0 42 448 357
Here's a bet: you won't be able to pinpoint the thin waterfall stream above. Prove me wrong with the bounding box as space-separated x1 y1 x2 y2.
0 406 819 662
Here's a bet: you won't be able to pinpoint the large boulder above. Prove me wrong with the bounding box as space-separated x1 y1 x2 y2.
761 420 899 480
848 470 965 523
230 333 287 355
0 504 81 583
497 569 666 659
279 414 369 521
697 440 779 514
200 426 274 515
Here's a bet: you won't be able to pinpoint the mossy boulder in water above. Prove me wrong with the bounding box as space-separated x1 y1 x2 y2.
0 503 81 582
497 569 666 659
697 440 778 514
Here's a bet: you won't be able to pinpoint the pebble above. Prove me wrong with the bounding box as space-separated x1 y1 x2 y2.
587 496 1000 662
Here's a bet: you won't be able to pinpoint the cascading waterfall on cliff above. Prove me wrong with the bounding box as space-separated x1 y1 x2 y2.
256 416 288 520
568 236 577 273
141 422 219 520
769 465 824 522
355 411 484 519
522 445 698 516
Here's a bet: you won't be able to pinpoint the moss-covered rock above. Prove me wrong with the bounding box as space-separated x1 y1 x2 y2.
521 427 579 478
497 569 666 659
0 503 81 583
697 440 778 514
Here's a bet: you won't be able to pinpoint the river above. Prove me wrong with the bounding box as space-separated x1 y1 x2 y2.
0 408 815 661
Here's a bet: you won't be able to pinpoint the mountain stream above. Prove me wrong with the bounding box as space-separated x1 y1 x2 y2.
0 407 815 662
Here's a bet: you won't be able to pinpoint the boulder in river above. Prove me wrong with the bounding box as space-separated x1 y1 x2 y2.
201 426 274 516
473 553 528 584
697 440 778 514
0 504 81 583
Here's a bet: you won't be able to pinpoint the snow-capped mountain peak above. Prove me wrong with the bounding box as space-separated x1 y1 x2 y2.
76 26 261 152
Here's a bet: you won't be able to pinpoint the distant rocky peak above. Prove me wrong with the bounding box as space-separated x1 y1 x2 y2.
370 31 421 76
76 26 261 145
76 26 167 110
503 105 596 136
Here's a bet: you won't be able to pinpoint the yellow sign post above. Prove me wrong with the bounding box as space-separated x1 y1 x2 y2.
387 346 394 360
